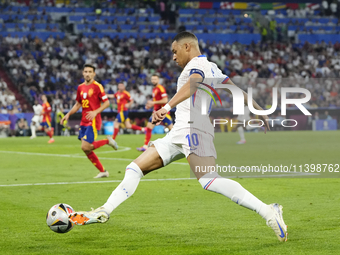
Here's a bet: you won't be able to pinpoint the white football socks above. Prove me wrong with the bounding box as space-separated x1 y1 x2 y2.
31 124 36 136
199 172 271 220
103 162 144 214
237 126 245 141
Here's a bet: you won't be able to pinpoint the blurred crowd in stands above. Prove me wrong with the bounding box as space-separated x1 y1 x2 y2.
1 33 340 114
0 0 339 115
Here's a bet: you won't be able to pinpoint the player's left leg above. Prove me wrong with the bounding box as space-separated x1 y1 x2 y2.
102 145 164 210
189 154 287 242
91 137 118 151
80 126 109 178
124 118 143 131
70 130 184 225
137 120 154 151
82 139 109 178
236 123 246 144
113 112 125 140
30 115 42 139
70 145 165 225
30 121 37 139
42 121 54 143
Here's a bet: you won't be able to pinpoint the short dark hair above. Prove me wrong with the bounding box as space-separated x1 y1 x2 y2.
151 73 160 78
83 64 96 72
173 31 198 42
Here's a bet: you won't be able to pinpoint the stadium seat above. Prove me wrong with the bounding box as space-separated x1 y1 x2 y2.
37 7 71 13
299 34 340 44
116 16 136 22
0 31 65 41
69 16 83 22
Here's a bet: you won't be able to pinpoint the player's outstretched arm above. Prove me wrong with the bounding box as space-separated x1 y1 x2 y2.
223 79 270 133
154 97 168 105
167 73 202 109
85 100 110 121
60 101 81 125
152 73 202 125
126 98 134 109
146 97 168 109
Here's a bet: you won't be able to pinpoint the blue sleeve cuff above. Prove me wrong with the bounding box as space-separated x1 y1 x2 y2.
189 69 205 79
222 76 230 84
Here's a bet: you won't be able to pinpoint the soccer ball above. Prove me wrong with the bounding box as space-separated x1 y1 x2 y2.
46 203 74 234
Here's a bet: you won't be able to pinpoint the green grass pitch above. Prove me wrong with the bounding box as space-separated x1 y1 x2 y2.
0 131 339 255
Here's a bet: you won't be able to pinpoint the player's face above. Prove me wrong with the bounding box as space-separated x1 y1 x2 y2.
83 67 95 83
151 76 159 86
118 83 125 91
172 41 186 68
41 95 46 102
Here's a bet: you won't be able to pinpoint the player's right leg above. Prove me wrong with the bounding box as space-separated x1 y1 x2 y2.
124 118 144 132
41 122 54 143
30 115 42 139
91 136 118 151
70 145 164 225
79 126 109 178
189 154 287 242
113 111 128 140
30 120 37 139
236 123 246 144
137 120 154 151
113 118 121 140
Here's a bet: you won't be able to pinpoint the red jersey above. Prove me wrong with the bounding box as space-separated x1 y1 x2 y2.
152 84 168 112
114 90 131 112
76 81 108 130
42 102 52 123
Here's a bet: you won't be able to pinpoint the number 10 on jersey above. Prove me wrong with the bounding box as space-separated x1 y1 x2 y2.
186 133 199 147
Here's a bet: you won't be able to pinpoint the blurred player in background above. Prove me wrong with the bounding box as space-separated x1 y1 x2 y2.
40 95 55 143
108 83 143 140
60 64 118 178
236 106 262 144
236 106 250 144
56 105 70 136
30 100 43 139
137 74 173 151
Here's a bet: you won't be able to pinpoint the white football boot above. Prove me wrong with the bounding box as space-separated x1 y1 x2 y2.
94 171 109 178
266 203 288 242
107 136 118 150
69 207 110 225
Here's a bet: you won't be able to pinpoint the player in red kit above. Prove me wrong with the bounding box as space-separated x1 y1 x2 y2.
108 83 143 140
61 64 118 178
137 74 173 151
40 94 55 143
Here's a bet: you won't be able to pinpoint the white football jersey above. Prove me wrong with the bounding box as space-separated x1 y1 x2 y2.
237 106 251 121
33 104 43 115
210 62 229 84
172 55 229 136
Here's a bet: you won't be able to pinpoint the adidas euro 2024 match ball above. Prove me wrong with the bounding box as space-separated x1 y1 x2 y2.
46 203 74 233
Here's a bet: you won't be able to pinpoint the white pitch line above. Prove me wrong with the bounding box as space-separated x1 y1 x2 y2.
72 146 131 155
0 178 195 187
0 151 319 188
0 150 188 165
93 146 131 154
0 172 319 187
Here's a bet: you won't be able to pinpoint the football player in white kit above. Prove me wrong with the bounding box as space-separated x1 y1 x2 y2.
236 106 251 144
30 100 43 139
70 32 287 242
209 62 257 144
